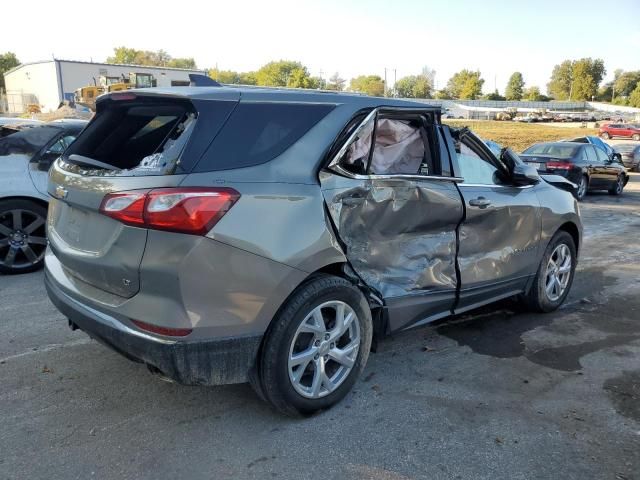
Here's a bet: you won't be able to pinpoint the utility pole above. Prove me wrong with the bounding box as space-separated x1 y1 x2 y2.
612 84 615 103
384 68 388 96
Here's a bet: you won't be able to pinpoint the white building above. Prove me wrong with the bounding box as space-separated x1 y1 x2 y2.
3 59 205 113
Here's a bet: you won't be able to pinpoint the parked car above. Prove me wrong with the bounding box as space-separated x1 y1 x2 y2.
520 141 629 200
614 144 640 171
564 135 622 162
45 88 582 415
599 123 640 140
0 118 43 138
0 119 87 274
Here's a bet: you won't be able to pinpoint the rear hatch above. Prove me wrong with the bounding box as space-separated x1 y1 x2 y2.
47 91 239 297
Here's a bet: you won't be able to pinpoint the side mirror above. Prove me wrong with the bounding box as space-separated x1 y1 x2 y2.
511 163 541 185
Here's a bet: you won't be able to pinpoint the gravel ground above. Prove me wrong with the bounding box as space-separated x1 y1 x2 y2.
1 174 639 480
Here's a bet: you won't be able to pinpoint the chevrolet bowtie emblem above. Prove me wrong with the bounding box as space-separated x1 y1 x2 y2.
55 185 68 199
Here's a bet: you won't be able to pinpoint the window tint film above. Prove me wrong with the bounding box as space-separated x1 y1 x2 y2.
195 102 335 172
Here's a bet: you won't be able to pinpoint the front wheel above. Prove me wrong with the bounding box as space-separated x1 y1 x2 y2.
632 133 640 141
256 275 372 416
600 132 610 139
608 175 624 195
524 231 577 312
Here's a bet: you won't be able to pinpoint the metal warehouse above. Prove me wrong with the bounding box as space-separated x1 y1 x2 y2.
2 59 205 113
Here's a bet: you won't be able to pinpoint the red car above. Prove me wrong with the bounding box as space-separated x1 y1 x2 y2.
599 123 640 141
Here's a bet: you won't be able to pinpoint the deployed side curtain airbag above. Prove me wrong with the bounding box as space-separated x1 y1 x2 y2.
370 119 424 175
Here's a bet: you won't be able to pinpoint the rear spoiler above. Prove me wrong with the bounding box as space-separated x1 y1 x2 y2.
189 74 221 87
540 174 577 195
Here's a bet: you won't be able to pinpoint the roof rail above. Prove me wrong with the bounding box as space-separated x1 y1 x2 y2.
189 74 221 87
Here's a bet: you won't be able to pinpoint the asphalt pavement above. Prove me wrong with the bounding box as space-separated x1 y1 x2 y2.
1 175 639 480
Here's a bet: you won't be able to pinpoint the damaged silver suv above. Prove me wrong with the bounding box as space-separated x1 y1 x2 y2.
45 87 581 415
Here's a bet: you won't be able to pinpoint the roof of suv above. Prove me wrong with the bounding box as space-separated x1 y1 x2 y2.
104 85 441 110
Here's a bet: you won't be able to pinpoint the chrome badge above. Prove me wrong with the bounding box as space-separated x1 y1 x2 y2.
54 185 68 199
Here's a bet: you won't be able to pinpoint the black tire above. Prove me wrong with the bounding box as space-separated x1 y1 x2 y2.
0 199 48 275
524 231 577 313
632 133 640 141
601 132 610 139
608 174 624 195
574 175 588 201
256 274 372 416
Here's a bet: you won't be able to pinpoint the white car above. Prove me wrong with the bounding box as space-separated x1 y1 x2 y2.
0 119 87 274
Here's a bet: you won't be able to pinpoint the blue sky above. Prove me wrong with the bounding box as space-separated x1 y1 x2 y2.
4 0 640 93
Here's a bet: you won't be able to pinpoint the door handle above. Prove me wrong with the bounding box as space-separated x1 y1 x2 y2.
469 197 491 208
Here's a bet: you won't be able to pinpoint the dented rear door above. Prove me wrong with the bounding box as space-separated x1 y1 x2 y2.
319 109 464 332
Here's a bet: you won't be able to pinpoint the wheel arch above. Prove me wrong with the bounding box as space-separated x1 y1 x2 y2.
0 195 49 210
557 221 580 254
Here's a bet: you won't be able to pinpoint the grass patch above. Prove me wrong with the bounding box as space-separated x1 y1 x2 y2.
443 120 598 152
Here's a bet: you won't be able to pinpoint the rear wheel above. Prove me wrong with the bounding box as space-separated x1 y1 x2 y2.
575 175 588 201
600 132 610 139
608 175 624 195
632 133 640 141
524 231 576 312
0 199 48 275
256 275 372 416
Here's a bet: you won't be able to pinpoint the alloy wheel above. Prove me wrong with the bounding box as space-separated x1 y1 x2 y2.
615 176 624 194
288 300 360 399
577 176 587 199
0 209 47 271
544 244 572 302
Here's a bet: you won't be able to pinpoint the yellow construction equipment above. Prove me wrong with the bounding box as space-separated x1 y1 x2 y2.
74 73 157 110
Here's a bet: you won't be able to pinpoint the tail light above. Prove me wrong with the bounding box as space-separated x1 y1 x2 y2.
100 187 240 235
546 161 573 170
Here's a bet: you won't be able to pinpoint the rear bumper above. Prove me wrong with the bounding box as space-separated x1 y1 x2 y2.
45 268 262 385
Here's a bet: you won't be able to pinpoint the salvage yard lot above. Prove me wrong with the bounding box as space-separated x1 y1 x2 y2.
1 177 639 480
444 120 599 151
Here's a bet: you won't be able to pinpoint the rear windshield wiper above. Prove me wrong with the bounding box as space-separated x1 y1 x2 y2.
67 154 119 171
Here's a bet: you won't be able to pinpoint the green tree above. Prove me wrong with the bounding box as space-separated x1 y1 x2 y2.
505 72 525 100
547 58 605 100
446 70 484 99
107 46 139 64
523 86 542 101
629 83 640 108
349 75 385 96
571 61 597 100
255 60 307 87
167 57 197 69
547 60 573 100
482 89 505 101
0 52 20 91
613 70 640 98
395 74 432 98
107 47 197 69
434 89 452 100
325 72 346 91
209 68 240 83
238 72 257 85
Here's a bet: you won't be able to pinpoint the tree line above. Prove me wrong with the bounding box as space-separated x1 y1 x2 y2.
2 48 640 107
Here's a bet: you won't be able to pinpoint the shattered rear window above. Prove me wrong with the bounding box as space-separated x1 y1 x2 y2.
63 99 196 175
